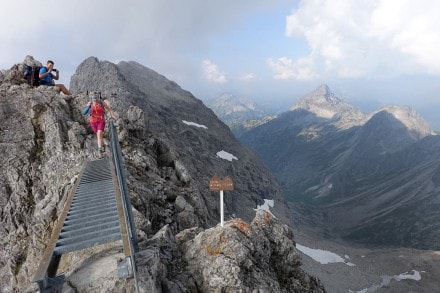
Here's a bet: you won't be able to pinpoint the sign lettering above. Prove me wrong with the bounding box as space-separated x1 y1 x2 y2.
210 176 234 191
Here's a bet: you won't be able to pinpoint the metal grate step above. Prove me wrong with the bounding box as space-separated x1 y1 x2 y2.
54 233 122 255
59 220 121 238
61 215 120 232
52 158 123 255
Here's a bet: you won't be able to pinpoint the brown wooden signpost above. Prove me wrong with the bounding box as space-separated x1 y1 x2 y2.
210 175 234 226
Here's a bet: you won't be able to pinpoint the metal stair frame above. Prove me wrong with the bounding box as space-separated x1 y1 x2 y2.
32 159 129 292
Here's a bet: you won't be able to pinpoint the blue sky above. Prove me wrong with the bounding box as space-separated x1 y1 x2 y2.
2 0 440 128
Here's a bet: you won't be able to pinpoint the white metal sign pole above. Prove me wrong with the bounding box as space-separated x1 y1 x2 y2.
210 176 232 228
220 190 224 227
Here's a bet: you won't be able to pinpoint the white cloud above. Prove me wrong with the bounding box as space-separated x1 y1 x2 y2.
239 73 255 81
369 0 440 73
202 60 227 84
284 0 440 79
266 56 315 80
0 1 273 79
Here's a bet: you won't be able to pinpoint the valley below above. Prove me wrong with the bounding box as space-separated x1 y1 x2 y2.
293 222 440 293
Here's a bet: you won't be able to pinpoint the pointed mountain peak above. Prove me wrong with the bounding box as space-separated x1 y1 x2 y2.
290 85 360 120
312 84 333 98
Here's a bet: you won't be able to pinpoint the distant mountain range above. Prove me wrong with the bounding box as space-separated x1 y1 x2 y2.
215 85 440 249
205 94 276 137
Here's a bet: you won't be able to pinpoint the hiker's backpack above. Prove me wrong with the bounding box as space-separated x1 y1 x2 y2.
91 100 106 119
82 99 105 118
23 65 41 86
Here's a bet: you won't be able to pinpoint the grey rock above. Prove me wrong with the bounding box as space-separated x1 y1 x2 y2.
126 105 145 129
0 56 315 292
0 58 91 292
180 210 326 292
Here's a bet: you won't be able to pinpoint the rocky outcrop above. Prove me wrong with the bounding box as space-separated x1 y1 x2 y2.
0 57 94 292
0 57 322 292
131 210 326 292
178 210 325 292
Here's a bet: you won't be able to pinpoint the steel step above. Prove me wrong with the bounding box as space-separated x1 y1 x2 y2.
64 210 119 226
66 205 118 221
71 193 115 206
61 215 120 232
51 158 123 255
67 201 116 216
59 221 121 238
54 233 122 255
56 226 121 246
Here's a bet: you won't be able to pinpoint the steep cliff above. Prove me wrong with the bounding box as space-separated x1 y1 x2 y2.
0 56 324 292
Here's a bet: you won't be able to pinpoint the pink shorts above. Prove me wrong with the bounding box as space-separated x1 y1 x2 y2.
90 121 105 133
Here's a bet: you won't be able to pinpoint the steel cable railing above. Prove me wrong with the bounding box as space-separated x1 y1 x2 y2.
109 120 140 292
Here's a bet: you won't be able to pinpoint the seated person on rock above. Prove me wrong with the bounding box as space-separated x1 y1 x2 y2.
39 60 72 96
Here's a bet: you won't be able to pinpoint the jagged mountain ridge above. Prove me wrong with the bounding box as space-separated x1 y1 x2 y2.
0 56 325 292
372 104 435 138
240 85 439 249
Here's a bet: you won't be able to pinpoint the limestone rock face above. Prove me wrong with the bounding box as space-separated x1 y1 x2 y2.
0 56 323 292
178 210 325 292
0 57 93 292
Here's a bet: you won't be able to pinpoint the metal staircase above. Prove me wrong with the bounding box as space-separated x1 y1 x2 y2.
55 159 122 255
32 121 139 292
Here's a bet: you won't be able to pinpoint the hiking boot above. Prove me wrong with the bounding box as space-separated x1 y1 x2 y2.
97 147 103 154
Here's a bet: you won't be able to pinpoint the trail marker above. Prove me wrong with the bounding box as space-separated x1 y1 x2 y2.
210 175 234 227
